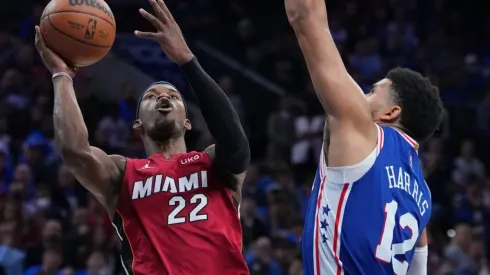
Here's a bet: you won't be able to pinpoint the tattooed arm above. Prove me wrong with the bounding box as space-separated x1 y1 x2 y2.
35 26 125 212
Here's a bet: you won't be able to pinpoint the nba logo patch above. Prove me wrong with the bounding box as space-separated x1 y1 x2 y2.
409 155 413 168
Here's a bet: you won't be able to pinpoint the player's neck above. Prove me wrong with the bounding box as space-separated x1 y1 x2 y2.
144 137 187 159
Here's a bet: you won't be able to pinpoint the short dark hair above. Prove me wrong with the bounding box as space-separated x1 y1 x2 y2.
386 67 443 142
135 81 187 119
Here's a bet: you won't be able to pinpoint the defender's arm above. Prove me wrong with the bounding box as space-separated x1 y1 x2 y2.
285 0 377 166
407 229 428 275
53 77 125 210
181 58 250 191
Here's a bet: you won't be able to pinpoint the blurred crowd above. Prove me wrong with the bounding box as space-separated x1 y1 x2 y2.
1 0 490 274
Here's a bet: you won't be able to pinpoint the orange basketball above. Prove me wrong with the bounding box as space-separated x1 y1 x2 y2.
40 0 116 67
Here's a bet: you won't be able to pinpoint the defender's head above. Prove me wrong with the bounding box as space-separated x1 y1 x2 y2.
366 68 443 142
133 82 191 142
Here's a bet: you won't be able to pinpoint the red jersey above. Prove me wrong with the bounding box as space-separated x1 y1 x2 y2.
112 151 249 275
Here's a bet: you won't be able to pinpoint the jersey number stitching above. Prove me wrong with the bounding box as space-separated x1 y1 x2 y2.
375 200 419 275
168 194 208 224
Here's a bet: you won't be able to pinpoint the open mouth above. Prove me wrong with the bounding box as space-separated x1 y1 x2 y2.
156 100 172 113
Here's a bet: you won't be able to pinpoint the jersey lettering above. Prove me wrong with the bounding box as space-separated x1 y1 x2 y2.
180 154 201 165
385 165 429 216
132 171 208 199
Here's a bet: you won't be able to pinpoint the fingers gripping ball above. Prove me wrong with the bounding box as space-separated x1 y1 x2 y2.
40 0 116 67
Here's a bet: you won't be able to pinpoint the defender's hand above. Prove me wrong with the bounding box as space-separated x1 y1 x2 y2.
135 0 194 65
34 26 76 78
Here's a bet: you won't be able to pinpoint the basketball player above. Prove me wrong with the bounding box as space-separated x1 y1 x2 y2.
284 0 443 274
33 0 250 274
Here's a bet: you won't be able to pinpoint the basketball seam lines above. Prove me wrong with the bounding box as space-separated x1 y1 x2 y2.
42 19 74 65
47 15 112 48
41 10 116 29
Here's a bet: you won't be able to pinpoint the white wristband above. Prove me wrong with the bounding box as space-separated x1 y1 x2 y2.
52 72 73 82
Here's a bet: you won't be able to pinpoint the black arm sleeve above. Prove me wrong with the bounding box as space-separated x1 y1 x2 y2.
180 57 250 174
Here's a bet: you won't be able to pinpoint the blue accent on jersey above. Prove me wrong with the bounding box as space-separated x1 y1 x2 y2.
302 167 322 275
302 125 431 275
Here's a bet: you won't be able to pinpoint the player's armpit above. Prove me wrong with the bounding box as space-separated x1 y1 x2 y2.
61 146 126 211
205 145 246 194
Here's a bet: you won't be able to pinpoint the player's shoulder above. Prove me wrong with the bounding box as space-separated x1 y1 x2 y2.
175 150 212 166
140 151 212 169
124 152 215 176
378 125 419 151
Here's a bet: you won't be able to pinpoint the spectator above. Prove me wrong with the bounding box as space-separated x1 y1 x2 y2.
453 139 486 186
348 39 382 80
117 83 137 124
55 165 82 211
75 251 112 275
444 224 478 274
288 259 302 275
453 181 486 227
0 147 13 193
266 98 295 162
0 237 25 275
97 109 129 151
24 248 63 275
246 237 282 275
0 200 25 275
24 219 64 268
291 106 323 167
241 197 267 250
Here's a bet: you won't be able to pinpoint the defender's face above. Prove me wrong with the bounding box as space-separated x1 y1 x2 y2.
135 84 190 136
365 78 401 123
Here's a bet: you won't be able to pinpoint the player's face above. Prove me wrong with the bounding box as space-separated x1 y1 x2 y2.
365 78 402 124
133 84 191 141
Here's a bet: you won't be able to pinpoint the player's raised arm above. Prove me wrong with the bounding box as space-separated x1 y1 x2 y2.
34 26 125 211
135 0 250 191
285 0 377 164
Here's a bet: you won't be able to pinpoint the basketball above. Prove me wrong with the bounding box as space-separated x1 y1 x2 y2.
40 0 116 67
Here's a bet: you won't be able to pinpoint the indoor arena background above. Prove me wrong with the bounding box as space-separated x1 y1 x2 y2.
1 0 490 274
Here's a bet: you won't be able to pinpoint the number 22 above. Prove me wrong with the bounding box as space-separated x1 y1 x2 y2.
375 200 419 275
168 194 208 225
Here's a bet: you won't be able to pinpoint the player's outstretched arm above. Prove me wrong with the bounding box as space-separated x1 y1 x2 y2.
135 0 250 191
34 26 125 211
285 0 377 165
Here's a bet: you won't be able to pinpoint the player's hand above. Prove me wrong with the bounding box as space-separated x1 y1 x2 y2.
34 26 76 78
135 0 194 65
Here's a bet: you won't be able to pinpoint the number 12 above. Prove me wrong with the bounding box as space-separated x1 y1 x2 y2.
375 200 419 275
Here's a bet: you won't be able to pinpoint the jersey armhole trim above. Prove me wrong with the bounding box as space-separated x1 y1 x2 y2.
320 124 384 184
115 158 135 212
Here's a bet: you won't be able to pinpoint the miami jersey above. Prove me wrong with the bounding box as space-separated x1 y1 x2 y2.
302 124 431 275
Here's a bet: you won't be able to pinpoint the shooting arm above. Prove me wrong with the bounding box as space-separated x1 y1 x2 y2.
53 77 125 209
180 58 250 190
